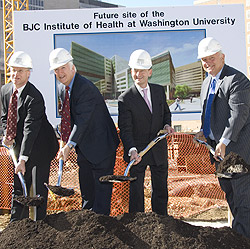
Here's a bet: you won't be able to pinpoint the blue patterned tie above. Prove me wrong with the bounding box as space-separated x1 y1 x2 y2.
203 79 216 138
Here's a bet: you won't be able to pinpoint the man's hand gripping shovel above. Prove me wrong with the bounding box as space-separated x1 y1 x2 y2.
1 143 44 207
99 130 169 183
193 137 250 178
44 139 74 197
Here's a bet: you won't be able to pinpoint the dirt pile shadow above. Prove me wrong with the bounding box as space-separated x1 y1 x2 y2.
0 210 250 249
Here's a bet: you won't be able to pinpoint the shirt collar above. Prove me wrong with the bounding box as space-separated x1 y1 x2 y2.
135 83 150 93
212 66 224 82
67 73 76 91
13 83 26 97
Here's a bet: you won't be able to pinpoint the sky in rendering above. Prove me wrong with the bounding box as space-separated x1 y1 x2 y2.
55 29 204 68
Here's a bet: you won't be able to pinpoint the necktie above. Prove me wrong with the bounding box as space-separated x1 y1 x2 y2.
5 89 18 141
142 88 152 113
61 86 71 142
203 79 216 138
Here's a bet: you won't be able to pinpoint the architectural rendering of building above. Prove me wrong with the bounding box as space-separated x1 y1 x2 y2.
175 61 205 95
70 41 176 100
71 41 115 99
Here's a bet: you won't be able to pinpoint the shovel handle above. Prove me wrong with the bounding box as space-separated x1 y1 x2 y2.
56 140 65 186
193 137 223 161
18 172 28 197
139 132 168 158
124 132 168 177
1 144 29 197
56 159 64 186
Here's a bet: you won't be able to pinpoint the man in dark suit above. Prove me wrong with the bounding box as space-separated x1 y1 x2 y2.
1 51 59 221
118 49 174 215
195 37 250 238
49 48 119 215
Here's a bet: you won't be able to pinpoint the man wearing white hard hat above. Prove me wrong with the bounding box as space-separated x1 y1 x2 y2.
49 48 119 215
195 37 250 239
0 51 59 221
118 49 174 215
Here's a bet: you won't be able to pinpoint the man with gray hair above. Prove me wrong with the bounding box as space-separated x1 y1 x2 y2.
195 37 250 238
49 48 119 215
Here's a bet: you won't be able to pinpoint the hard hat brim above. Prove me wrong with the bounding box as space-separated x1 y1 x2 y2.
197 49 221 59
8 63 32 69
128 62 152 70
129 65 152 70
49 60 72 71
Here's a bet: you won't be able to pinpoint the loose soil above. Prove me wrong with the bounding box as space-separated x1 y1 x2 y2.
0 210 250 249
217 151 250 175
13 195 44 206
47 184 75 197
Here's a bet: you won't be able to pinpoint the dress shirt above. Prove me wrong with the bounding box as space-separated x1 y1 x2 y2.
135 83 152 107
128 83 152 156
13 84 28 162
203 68 230 146
64 74 77 149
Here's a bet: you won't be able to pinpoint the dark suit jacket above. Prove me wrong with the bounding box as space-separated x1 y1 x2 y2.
58 73 119 165
118 83 172 166
1 81 59 165
200 64 250 164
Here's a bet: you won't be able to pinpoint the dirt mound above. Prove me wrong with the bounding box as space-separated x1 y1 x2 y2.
0 210 249 249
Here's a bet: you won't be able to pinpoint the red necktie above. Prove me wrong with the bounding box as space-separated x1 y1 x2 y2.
142 88 152 113
6 89 18 141
61 86 71 142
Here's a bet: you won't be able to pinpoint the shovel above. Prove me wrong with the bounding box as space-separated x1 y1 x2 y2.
1 144 44 206
45 140 74 197
99 130 169 183
193 137 250 178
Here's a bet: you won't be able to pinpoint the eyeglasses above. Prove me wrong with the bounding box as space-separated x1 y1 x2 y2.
11 69 29 74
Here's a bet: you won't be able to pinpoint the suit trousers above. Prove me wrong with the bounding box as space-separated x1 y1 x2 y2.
76 149 116 215
129 161 168 215
218 174 250 239
10 159 50 221
208 138 250 238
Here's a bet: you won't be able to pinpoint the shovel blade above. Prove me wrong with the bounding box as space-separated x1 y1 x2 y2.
13 195 44 207
47 184 74 197
99 175 137 183
216 151 250 177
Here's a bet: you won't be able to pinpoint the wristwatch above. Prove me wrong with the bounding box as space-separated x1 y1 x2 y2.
67 143 74 150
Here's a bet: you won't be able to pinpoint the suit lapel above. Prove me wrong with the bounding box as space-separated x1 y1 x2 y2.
17 82 30 122
19 82 29 107
150 84 161 131
69 73 77 103
215 79 223 95
150 84 160 117
215 65 228 95
131 85 152 121
201 76 212 108
5 83 14 106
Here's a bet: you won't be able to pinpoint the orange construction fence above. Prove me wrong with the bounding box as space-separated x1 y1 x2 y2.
0 133 226 218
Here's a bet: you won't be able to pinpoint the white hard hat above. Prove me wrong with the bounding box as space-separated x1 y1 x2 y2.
8 51 33 69
128 49 152 69
197 37 222 59
49 48 73 71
